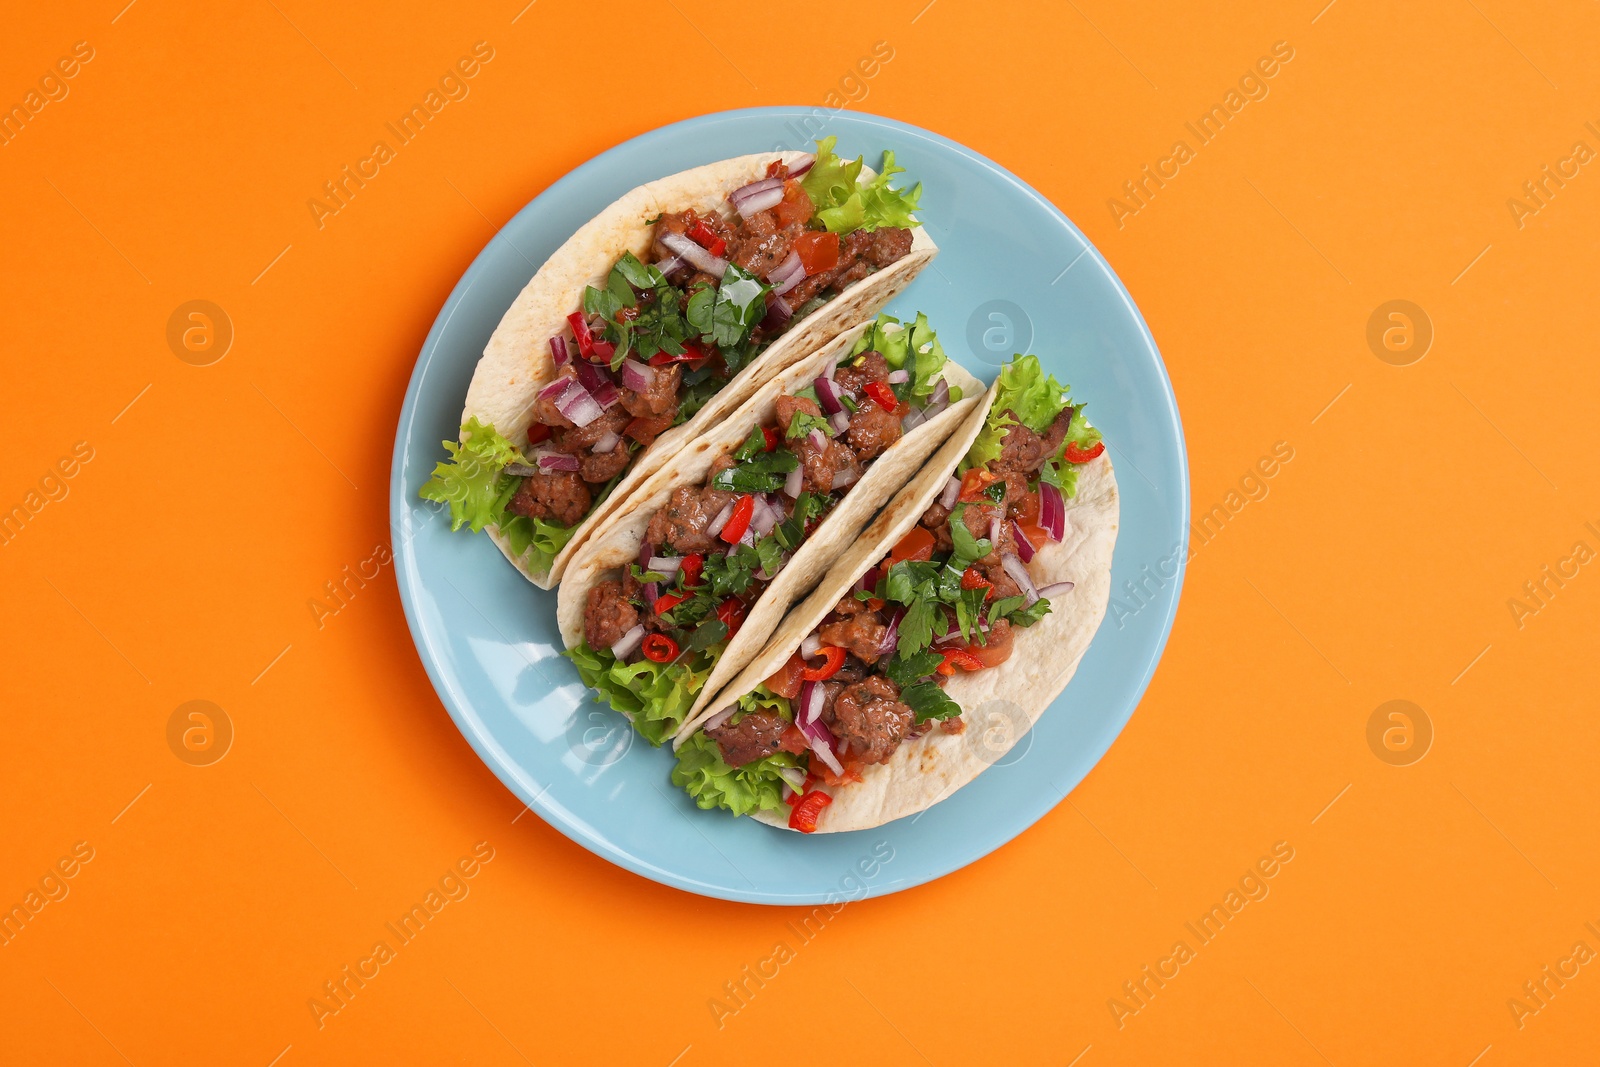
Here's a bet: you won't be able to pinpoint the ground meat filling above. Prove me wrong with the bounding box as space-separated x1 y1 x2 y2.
795 431 859 494
583 580 638 651
507 470 591 526
787 227 915 307
624 413 675 447
619 363 681 418
846 397 901 460
775 394 821 434
818 615 888 664
707 709 809 768
824 676 913 765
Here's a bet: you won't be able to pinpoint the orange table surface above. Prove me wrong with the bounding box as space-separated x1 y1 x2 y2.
3 1 1598 1063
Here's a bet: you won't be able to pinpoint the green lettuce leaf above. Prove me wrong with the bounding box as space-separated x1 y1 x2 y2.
964 355 1100 497
801 137 923 234
671 731 799 816
566 641 720 747
418 417 578 575
850 311 957 405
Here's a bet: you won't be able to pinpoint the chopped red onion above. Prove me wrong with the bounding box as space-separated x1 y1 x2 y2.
549 335 570 367
738 527 756 547
768 251 805 296
799 681 824 726
901 407 927 432
989 514 1002 546
1002 554 1040 605
799 715 844 775
554 381 603 427
783 465 804 498
828 411 850 435
593 430 621 454
876 606 906 658
1038 581 1075 598
925 377 951 417
789 154 815 178
750 497 779 537
1039 482 1066 541
886 369 909 384
831 467 858 490
730 176 784 217
760 293 793 333
647 555 682 575
941 475 961 509
654 254 687 280
702 704 737 732
609 624 645 660
706 500 735 537
801 634 822 659
777 766 806 792
1011 524 1037 562
591 382 621 410
535 451 580 472
641 582 659 609
576 360 611 392
537 376 572 402
659 231 727 277
638 541 655 569
807 428 827 451
619 359 656 393
813 377 844 415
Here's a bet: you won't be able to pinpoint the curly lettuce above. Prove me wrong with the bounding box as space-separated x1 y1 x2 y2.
419 417 577 575
566 642 719 747
672 732 800 816
801 136 922 234
851 311 959 405
964 355 1102 497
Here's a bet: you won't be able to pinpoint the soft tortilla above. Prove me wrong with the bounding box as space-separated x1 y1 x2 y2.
697 378 1120 832
557 322 985 731
460 151 938 588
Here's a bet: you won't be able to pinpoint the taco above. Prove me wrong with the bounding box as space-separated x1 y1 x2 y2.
669 354 1119 832
419 137 936 588
557 313 984 747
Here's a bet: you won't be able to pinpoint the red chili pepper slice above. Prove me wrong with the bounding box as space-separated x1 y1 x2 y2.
761 426 780 452
788 788 833 832
525 423 552 445
653 591 685 616
864 381 899 412
1064 440 1105 463
687 220 727 257
720 495 755 544
959 468 999 502
960 567 993 598
801 646 846 681
679 553 704 588
641 634 679 662
937 648 983 676
566 312 594 357
648 341 710 367
716 597 746 636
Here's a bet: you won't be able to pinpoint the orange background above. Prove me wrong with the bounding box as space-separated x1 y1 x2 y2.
3 0 1597 1063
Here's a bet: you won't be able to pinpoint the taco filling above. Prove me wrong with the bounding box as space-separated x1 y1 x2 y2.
567 313 960 746
672 355 1105 831
421 137 924 576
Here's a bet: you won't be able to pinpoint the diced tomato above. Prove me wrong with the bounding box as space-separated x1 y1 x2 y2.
720 495 755 544
959 468 1000 502
793 230 840 274
788 788 833 832
614 307 639 323
765 653 805 699
785 772 823 807
888 527 935 566
525 423 552 445
801 645 846 681
864 381 898 412
653 591 685 616
679 553 704 588
766 159 786 179
1016 489 1041 526
959 637 1013 669
1018 523 1050 548
716 597 747 637
960 567 993 597
774 180 815 229
761 426 780 452
641 634 679 662
1065 440 1106 463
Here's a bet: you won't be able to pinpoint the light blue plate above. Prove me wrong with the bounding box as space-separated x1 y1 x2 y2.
390 108 1187 905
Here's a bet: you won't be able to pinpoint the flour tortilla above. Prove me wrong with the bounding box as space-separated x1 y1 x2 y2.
694 378 1120 832
459 150 938 588
556 322 984 731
